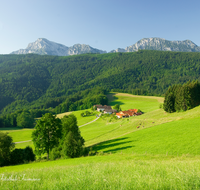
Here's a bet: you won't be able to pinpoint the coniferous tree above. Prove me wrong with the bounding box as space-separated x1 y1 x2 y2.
163 92 175 113
61 114 85 158
164 81 200 113
163 87 176 113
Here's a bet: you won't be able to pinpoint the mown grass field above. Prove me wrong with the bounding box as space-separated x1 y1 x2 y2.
2 92 200 189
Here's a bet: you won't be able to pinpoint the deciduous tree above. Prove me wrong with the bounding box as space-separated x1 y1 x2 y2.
32 113 62 159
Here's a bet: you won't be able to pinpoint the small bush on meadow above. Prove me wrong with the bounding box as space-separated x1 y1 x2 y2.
23 146 35 162
10 148 24 165
10 146 35 165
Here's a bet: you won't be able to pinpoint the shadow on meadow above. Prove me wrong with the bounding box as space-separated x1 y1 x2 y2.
93 137 134 153
107 93 124 106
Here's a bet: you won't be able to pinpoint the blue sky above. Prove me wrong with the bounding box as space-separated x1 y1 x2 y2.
0 0 200 54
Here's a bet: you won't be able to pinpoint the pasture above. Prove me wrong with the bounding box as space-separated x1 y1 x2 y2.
2 92 200 189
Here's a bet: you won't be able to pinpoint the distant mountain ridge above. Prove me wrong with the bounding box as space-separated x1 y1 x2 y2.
11 38 107 56
11 37 200 56
110 38 200 53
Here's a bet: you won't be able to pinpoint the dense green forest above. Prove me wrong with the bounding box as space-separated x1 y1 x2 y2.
1 50 200 115
163 81 200 113
0 88 108 128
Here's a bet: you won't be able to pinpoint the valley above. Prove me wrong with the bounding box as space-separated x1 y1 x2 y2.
1 92 200 189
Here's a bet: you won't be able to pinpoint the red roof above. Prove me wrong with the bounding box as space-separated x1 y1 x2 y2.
117 109 139 117
129 109 138 113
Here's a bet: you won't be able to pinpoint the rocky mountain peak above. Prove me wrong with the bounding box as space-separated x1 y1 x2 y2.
10 37 200 56
11 38 106 56
111 38 200 53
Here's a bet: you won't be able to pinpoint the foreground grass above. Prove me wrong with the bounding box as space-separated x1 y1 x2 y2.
1 154 200 189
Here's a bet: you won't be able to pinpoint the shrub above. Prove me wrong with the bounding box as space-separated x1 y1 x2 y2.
85 111 90 116
50 147 61 160
0 132 14 166
10 149 24 165
10 146 35 165
23 146 35 162
113 104 122 112
88 147 97 156
137 109 142 113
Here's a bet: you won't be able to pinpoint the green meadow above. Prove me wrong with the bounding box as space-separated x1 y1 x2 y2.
1 109 98 148
1 92 200 189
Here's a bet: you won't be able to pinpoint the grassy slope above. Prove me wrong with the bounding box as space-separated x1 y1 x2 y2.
80 93 200 156
2 93 200 189
2 92 200 154
81 93 163 146
0 109 97 148
56 109 97 126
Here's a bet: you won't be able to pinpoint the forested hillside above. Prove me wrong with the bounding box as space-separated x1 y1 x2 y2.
1 50 200 114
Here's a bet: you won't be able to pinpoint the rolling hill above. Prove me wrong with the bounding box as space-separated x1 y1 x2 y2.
1 50 200 114
5 92 200 156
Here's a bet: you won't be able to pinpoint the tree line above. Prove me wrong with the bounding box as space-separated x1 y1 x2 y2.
0 87 108 128
163 80 200 113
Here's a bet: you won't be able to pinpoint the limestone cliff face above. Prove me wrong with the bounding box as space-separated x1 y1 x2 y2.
11 38 106 56
110 38 200 53
11 37 200 56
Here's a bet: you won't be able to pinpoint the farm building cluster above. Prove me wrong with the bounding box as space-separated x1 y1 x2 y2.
94 105 142 118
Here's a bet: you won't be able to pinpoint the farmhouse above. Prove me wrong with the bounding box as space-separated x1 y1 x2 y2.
116 109 140 118
94 105 142 117
104 109 117 114
94 105 112 112
94 105 117 114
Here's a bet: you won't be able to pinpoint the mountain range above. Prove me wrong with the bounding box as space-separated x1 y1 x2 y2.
11 38 107 56
11 37 200 56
